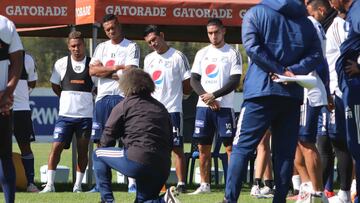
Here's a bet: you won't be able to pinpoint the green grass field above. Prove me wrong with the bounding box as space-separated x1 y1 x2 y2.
2 143 295 203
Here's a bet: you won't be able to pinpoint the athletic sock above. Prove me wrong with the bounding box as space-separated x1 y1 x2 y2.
74 171 84 188
128 177 136 187
264 179 274 189
292 175 301 191
46 170 56 186
21 153 35 185
338 190 351 202
255 178 262 187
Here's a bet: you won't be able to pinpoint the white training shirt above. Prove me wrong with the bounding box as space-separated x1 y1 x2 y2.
0 15 23 91
90 38 140 101
50 56 95 118
191 43 242 108
305 16 328 107
13 54 38 111
326 16 348 98
144 47 191 113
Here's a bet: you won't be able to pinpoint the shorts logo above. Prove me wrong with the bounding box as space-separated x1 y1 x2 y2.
225 123 232 134
53 127 63 139
195 120 204 127
152 70 163 85
195 127 200 134
205 64 218 78
345 106 353 119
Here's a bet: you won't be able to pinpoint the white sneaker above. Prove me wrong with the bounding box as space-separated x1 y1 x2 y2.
26 183 40 193
296 183 313 203
39 184 55 193
311 192 328 203
328 195 351 203
250 185 261 196
164 186 181 203
260 186 274 195
73 185 82 193
189 183 210 195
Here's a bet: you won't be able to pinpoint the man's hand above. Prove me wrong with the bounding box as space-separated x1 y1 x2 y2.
327 96 335 112
345 59 360 77
200 92 215 105
208 100 220 111
0 91 14 116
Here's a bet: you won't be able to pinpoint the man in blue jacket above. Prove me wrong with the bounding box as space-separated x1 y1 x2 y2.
331 0 360 202
223 0 323 203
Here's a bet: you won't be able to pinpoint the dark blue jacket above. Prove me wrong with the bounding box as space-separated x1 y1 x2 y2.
336 0 360 105
242 0 323 101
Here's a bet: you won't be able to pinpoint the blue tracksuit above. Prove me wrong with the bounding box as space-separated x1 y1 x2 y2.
335 0 360 202
224 0 323 203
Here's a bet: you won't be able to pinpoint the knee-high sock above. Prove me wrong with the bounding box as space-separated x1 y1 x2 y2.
21 153 35 185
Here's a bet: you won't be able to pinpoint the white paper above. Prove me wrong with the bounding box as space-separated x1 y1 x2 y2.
273 74 317 89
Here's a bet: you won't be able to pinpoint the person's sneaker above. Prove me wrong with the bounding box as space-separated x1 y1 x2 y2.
128 184 136 193
39 184 55 193
164 186 181 203
328 195 351 203
73 185 82 193
324 189 335 198
26 183 40 193
296 183 312 203
87 186 99 193
260 186 274 195
189 183 210 195
176 184 186 193
311 192 329 203
250 185 261 196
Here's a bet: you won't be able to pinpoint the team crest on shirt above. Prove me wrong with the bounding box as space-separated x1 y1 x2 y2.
165 61 171 69
74 65 81 72
105 60 115 67
152 70 163 85
205 64 219 78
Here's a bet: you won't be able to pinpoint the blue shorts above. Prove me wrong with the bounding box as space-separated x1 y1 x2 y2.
91 95 123 142
193 107 235 145
13 110 35 143
170 112 183 148
53 116 92 148
299 102 322 143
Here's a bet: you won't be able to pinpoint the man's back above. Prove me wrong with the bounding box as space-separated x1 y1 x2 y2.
242 0 323 101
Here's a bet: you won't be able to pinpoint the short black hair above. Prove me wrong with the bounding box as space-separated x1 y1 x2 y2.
207 18 224 28
102 14 117 24
67 31 84 43
144 25 161 37
307 0 331 10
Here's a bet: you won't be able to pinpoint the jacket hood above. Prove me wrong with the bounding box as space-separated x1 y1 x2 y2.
261 0 307 18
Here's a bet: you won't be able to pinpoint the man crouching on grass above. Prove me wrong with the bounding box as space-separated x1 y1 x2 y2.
93 68 180 203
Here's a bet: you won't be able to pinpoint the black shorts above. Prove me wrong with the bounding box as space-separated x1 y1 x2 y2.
13 110 35 143
0 111 13 158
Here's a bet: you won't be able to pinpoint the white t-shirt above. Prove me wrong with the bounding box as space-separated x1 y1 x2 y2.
13 54 38 111
0 15 23 91
50 56 95 118
191 43 242 108
305 16 328 107
90 38 140 101
144 47 191 113
326 16 348 97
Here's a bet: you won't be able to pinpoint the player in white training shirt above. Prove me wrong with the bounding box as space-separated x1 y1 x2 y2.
0 14 23 203
13 52 39 192
143 25 192 193
88 14 140 193
190 18 242 194
41 31 95 193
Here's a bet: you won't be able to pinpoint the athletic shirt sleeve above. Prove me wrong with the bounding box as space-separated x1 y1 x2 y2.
177 51 191 81
229 47 243 76
50 57 66 85
7 20 23 54
191 49 203 75
25 54 38 82
90 42 104 65
125 42 140 67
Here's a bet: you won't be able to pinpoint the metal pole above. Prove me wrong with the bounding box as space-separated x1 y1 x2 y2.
86 23 99 187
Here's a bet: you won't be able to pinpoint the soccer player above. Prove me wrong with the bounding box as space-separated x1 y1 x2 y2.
190 18 242 194
40 31 94 193
0 14 24 203
12 51 39 192
330 0 360 202
89 13 140 193
143 25 192 193
93 68 180 203
223 0 323 202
